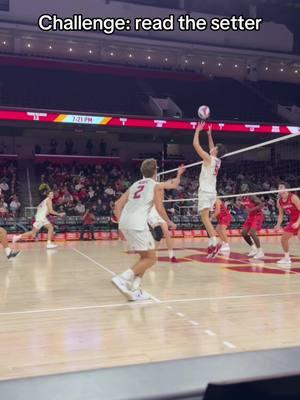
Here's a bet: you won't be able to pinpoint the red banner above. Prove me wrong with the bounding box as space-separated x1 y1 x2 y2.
0 109 299 135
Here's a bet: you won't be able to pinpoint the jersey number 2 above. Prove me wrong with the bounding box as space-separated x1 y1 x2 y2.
133 184 145 199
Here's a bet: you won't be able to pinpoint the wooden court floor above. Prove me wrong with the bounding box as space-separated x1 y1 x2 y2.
0 236 300 380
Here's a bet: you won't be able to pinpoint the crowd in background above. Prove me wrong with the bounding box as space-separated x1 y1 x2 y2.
0 161 21 217
36 160 299 223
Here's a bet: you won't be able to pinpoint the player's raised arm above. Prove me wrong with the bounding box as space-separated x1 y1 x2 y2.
207 124 215 152
193 121 211 164
114 190 129 222
158 165 185 191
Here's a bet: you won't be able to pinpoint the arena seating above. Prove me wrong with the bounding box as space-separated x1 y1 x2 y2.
253 80 300 106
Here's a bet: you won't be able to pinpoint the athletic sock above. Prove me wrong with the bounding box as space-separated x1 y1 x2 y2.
131 277 142 291
121 269 135 281
284 252 290 259
251 244 257 250
5 247 11 256
211 236 217 247
47 240 52 245
168 250 174 259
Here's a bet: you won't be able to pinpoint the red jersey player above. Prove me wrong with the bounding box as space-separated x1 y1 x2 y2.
241 194 264 259
212 198 232 253
275 183 300 265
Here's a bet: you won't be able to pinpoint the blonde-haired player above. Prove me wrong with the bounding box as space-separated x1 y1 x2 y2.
13 191 65 249
113 159 185 301
193 121 227 258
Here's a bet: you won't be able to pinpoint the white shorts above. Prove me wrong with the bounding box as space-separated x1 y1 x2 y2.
121 229 155 252
148 208 166 227
33 218 50 230
198 191 216 212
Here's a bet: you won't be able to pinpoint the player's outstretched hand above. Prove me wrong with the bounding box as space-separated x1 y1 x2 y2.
169 221 177 230
196 120 206 132
177 164 186 176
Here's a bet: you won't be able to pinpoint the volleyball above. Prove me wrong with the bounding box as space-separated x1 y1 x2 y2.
198 105 211 120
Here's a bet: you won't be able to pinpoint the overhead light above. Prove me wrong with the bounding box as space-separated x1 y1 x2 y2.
165 57 168 62
110 51 114 56
48 45 52 50
201 61 206 65
280 68 284 72
265 67 269 71
89 49 93 54
129 53 133 58
234 64 238 68
2 41 6 45
184 59 189 64
27 43 31 48
218 62 222 67
147 55 151 60
295 70 299 74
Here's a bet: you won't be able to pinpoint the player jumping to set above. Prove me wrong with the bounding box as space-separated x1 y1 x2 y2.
13 191 65 249
275 183 300 265
212 198 232 253
112 159 185 301
193 121 227 258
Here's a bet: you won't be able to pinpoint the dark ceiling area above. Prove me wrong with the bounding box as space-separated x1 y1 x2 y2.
116 0 300 52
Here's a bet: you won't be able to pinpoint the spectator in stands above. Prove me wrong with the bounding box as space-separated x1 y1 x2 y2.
10 194 21 217
0 179 9 193
75 201 85 215
80 206 96 240
0 199 9 217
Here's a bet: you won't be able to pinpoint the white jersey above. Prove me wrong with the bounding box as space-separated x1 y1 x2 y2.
199 156 221 194
35 198 49 221
119 178 157 231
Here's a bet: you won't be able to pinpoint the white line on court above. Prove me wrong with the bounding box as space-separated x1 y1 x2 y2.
223 341 237 349
70 246 161 303
2 291 300 317
218 253 300 277
189 321 199 326
176 312 185 317
205 330 217 337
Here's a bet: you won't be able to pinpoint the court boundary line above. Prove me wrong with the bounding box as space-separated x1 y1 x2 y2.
70 246 161 303
2 291 300 316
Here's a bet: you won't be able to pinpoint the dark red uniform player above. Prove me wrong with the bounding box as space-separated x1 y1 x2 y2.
275 183 300 265
212 199 231 253
241 195 264 259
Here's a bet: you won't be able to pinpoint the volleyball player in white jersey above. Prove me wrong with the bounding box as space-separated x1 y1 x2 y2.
113 159 185 301
13 191 65 249
193 121 227 258
148 189 178 263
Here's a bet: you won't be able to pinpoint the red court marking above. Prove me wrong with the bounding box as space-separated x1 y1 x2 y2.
229 267 291 275
157 257 187 263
